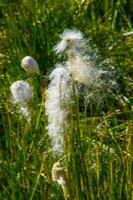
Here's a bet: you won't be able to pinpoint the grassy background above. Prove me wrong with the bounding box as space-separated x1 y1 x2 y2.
0 0 133 199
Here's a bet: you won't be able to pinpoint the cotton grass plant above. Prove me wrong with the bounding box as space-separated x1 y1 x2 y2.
44 29 132 199
1 0 132 199
0 23 132 200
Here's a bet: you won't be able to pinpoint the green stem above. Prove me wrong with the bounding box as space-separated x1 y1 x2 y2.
30 162 44 200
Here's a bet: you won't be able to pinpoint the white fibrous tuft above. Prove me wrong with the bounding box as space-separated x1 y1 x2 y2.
54 29 117 99
21 56 40 74
54 29 84 53
10 80 32 103
10 80 32 121
54 29 99 86
67 54 94 86
45 65 72 155
51 162 66 186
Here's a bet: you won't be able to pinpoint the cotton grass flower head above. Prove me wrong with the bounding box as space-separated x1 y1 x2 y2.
51 161 68 199
45 65 72 155
10 80 32 122
21 56 40 74
10 80 32 103
54 29 117 103
51 161 66 186
54 29 96 86
54 29 84 53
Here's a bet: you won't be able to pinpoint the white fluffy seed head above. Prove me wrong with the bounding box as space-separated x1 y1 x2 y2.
54 29 117 103
54 29 93 86
10 80 32 104
21 56 40 74
54 29 84 53
45 65 72 154
51 162 66 186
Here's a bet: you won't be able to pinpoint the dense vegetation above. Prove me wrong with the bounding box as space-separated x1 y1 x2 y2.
0 0 133 199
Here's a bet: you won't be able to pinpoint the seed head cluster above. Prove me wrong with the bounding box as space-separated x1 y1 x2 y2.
10 29 118 156
45 29 118 155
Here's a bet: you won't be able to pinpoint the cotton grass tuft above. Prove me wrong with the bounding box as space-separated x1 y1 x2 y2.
10 80 32 122
51 161 66 186
45 65 72 155
54 29 84 53
54 29 118 103
10 80 32 103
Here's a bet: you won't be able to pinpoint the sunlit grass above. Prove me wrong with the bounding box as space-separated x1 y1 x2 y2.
1 73 132 199
0 0 133 200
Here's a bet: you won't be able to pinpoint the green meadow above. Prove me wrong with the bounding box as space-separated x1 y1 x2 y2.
0 1 133 199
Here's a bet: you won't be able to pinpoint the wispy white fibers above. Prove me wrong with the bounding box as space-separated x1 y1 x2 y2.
54 29 84 54
10 80 32 103
54 29 117 95
51 162 66 186
21 56 40 75
45 65 72 155
54 29 92 85
10 80 32 122
46 29 117 154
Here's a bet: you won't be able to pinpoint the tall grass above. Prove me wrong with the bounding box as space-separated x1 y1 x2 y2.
0 0 133 200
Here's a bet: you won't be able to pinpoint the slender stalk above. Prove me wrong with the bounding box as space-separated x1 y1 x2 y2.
30 162 44 200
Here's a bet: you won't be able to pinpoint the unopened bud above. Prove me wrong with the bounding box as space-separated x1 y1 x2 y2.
21 56 40 75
